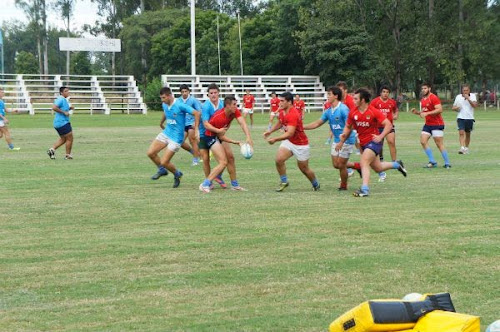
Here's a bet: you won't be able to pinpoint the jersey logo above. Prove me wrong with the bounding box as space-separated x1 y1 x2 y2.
332 124 342 130
356 121 370 127
366 115 371 120
167 119 177 125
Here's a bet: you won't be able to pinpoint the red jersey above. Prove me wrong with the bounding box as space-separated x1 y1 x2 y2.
370 96 398 126
243 94 255 109
270 97 280 112
293 99 306 115
344 94 356 112
347 105 387 146
420 93 444 126
205 108 242 137
279 107 309 145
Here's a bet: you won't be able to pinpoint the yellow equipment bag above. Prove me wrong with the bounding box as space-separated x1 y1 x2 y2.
412 310 480 332
329 293 455 332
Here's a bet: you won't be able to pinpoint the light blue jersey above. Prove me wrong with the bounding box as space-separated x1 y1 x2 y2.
200 99 224 138
0 100 5 118
321 102 356 144
53 96 70 128
177 95 202 127
162 100 196 144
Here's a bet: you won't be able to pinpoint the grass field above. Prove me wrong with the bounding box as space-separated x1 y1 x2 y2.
0 109 499 331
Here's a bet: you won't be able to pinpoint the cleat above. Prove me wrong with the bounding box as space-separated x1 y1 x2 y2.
396 160 407 177
338 186 348 191
353 188 369 197
313 184 320 191
378 172 387 182
8 147 21 151
424 162 437 168
231 186 248 191
276 182 289 192
214 176 227 189
64 154 73 160
192 158 199 166
347 169 354 177
199 183 211 193
47 148 55 160
458 147 465 154
173 171 183 188
443 164 452 169
151 168 168 180
464 147 469 154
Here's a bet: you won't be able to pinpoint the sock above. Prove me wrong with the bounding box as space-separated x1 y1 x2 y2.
268 124 272 131
392 161 401 169
189 149 193 155
424 147 436 164
340 182 347 189
216 173 223 181
311 178 319 187
280 175 288 183
353 162 361 170
231 180 239 187
361 184 370 192
158 165 167 172
174 170 182 178
441 150 450 165
203 179 211 187
8 143 14 149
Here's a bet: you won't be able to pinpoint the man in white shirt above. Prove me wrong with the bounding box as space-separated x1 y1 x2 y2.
452 84 477 154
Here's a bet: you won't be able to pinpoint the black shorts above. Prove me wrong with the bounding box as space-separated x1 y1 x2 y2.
200 136 220 150
55 123 72 136
378 126 396 134
457 118 474 132
184 125 194 133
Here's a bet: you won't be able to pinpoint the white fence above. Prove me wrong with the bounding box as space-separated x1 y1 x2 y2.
0 74 147 115
161 75 327 112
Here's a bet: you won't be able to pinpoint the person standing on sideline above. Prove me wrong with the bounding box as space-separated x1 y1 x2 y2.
0 88 20 151
267 91 280 131
199 96 253 193
336 81 361 154
336 88 407 197
304 86 359 191
242 89 255 128
177 84 202 166
411 82 451 169
147 87 200 188
264 91 320 192
293 94 306 119
452 84 477 154
370 85 399 182
47 86 74 160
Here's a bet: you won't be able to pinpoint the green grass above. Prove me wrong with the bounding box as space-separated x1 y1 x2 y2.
1 109 499 331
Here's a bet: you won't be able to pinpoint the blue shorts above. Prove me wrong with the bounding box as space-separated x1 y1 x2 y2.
457 119 474 132
422 124 445 135
184 125 194 132
201 136 220 149
362 141 383 156
55 123 72 136
378 126 396 134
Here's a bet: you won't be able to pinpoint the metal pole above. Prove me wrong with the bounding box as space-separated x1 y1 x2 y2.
190 0 196 75
237 11 243 75
0 29 4 75
217 15 221 76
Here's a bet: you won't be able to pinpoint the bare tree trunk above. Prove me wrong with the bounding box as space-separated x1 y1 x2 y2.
427 0 435 84
41 0 48 75
458 0 464 85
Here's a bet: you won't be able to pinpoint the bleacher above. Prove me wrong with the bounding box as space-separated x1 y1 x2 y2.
0 74 146 115
161 75 327 112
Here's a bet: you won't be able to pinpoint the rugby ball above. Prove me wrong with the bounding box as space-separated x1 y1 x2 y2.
402 293 423 301
240 143 253 159
486 320 500 332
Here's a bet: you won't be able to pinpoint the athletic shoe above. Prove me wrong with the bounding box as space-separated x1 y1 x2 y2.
424 162 437 168
276 182 289 192
378 172 387 182
312 184 320 191
464 147 470 154
173 172 183 188
353 188 369 197
324 138 331 145
199 183 211 193
347 169 354 177
397 160 408 177
8 147 21 151
338 187 347 191
192 158 199 166
443 164 452 169
214 177 227 189
151 168 168 180
47 148 55 160
231 186 248 191
458 147 466 154
64 154 73 160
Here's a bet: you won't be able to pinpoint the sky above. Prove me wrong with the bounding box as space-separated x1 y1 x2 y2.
0 0 100 34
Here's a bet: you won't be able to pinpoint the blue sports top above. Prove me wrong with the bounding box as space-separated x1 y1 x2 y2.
321 102 356 144
53 96 70 128
200 99 224 138
0 100 5 118
177 96 202 126
162 100 196 144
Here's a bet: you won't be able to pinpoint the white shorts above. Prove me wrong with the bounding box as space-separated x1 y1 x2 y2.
422 130 444 138
243 108 253 114
155 132 181 152
0 120 4 127
331 143 354 159
280 139 310 161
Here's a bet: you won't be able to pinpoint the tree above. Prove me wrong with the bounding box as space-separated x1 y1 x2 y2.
70 52 92 75
53 0 75 74
15 51 38 74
